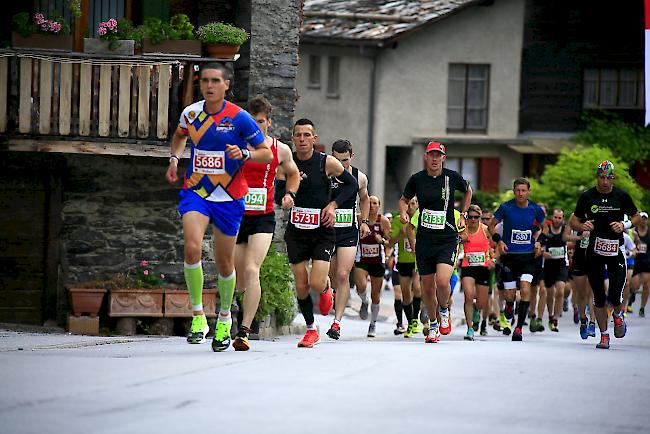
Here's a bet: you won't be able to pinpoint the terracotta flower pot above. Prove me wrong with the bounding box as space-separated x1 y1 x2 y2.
68 287 107 317
205 44 240 59
12 32 73 51
164 289 217 317
142 39 201 56
108 288 164 317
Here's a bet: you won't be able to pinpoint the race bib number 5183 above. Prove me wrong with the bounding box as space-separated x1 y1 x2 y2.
193 149 225 174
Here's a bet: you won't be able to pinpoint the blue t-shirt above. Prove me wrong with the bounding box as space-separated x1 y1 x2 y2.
494 199 545 254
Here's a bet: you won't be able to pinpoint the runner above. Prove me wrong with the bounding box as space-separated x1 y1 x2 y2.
460 204 494 340
566 217 596 339
489 178 545 341
540 209 569 332
621 227 637 315
165 63 272 351
286 118 359 348
354 196 391 337
482 210 500 332
399 141 472 343
390 196 421 337
325 139 370 340
632 212 649 317
569 160 640 349
232 96 300 351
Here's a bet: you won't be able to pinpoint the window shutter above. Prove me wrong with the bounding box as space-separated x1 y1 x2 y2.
479 157 500 192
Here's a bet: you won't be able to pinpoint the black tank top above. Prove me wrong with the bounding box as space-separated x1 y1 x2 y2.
636 228 650 262
331 166 359 231
293 151 330 209
543 226 567 264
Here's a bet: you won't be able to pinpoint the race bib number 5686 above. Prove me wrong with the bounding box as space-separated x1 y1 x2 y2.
193 149 225 174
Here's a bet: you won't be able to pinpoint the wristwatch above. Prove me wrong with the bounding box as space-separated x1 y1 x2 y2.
241 149 252 161
286 191 297 199
361 219 370 225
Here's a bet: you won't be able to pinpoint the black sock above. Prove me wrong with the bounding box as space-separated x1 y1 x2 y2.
516 301 530 329
297 295 314 326
394 299 403 326
403 303 413 323
580 317 587 325
413 297 421 319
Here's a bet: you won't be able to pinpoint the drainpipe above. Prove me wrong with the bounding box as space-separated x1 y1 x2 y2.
366 54 377 194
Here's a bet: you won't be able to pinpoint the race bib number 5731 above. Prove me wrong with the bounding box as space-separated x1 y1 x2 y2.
290 207 321 230
193 149 225 174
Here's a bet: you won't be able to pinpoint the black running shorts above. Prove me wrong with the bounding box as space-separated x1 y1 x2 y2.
355 261 385 278
461 266 490 286
236 212 276 244
499 253 537 288
285 226 336 264
396 262 416 278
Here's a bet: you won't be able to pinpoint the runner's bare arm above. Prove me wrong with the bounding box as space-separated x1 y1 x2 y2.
569 213 593 232
562 218 582 242
226 140 272 163
277 141 300 209
458 184 473 229
166 128 188 185
321 156 358 227
357 171 371 238
398 196 410 224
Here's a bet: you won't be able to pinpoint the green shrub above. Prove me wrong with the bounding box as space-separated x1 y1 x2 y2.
255 244 296 326
196 22 249 46
142 14 195 45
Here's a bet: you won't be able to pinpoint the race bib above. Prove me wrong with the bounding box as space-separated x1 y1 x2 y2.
579 236 589 249
193 149 225 174
639 243 647 254
290 207 320 230
361 244 380 258
404 238 413 253
593 237 619 257
334 209 354 228
510 229 532 245
466 252 486 266
548 246 565 259
244 188 267 211
421 209 446 230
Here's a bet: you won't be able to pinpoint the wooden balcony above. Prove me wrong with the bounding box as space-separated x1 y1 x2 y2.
0 49 234 157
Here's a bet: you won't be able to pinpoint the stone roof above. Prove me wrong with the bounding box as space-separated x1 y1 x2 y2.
301 0 482 46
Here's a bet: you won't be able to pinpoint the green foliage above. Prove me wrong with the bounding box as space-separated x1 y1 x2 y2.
196 22 249 46
12 12 33 37
142 14 195 45
471 190 501 212
68 0 82 18
254 244 296 326
13 11 70 37
522 145 645 214
574 111 650 164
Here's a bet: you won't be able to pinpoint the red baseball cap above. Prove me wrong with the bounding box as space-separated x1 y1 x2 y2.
425 141 446 154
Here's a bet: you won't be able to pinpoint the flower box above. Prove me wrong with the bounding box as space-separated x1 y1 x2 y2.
68 287 107 317
108 288 164 317
142 39 201 56
83 37 134 55
204 44 240 60
12 32 73 51
164 289 217 317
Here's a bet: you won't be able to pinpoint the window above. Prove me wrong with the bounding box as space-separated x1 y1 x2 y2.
583 67 644 109
308 55 321 89
327 56 340 98
445 158 478 188
447 64 490 133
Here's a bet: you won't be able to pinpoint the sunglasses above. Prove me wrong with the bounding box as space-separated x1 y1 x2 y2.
467 215 480 220
480 217 491 221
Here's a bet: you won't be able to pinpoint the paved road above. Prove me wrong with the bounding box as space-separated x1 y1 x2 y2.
1 288 649 434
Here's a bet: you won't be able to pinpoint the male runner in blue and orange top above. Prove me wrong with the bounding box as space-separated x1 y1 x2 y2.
165 63 272 352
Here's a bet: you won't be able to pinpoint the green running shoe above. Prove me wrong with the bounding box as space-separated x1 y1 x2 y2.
403 323 413 338
410 318 421 334
212 317 232 352
187 314 209 344
472 307 480 331
464 328 475 341
498 313 508 331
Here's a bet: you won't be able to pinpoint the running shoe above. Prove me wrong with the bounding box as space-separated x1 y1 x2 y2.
464 328 475 341
502 323 512 336
440 309 451 335
211 317 232 352
613 310 627 338
367 323 376 338
359 299 369 320
640 307 646 318
420 308 429 325
472 306 480 332
626 305 633 314
596 333 610 349
563 297 569 312
394 324 406 335
579 323 588 340
318 278 334 316
488 314 496 326
529 318 538 333
587 321 596 337
512 327 523 341
425 322 440 343
404 323 413 338
410 318 421 334
187 314 209 344
233 325 251 351
573 307 579 324
298 329 320 347
550 319 559 333
480 321 488 336
326 322 341 340
504 304 514 320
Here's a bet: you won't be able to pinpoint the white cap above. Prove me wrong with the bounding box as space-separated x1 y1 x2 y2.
640 211 648 218
385 212 393 219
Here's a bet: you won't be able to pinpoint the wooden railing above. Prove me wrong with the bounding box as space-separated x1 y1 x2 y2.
0 49 234 155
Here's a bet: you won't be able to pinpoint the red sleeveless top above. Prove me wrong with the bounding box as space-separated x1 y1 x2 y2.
461 224 490 267
242 137 279 215
358 214 384 265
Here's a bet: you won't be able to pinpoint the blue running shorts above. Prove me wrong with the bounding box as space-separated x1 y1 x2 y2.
178 189 244 237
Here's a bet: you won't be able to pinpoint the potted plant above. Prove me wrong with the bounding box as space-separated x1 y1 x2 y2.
196 22 249 59
141 14 201 56
107 260 165 317
84 18 141 55
11 11 73 51
67 284 107 317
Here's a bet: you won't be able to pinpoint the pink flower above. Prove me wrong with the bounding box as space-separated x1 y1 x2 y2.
98 27 106 36
140 260 149 267
107 18 118 29
34 13 45 24
143 270 149 276
160 274 165 279
40 23 49 31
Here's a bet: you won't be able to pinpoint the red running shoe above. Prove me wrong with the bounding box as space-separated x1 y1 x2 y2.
318 278 334 316
298 329 320 348
439 309 451 335
424 324 440 343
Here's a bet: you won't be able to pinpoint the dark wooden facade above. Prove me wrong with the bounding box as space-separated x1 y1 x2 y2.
519 0 645 133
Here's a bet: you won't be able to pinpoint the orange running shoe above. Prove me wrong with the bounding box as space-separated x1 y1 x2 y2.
439 308 451 335
318 278 334 316
596 333 610 349
298 329 320 348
